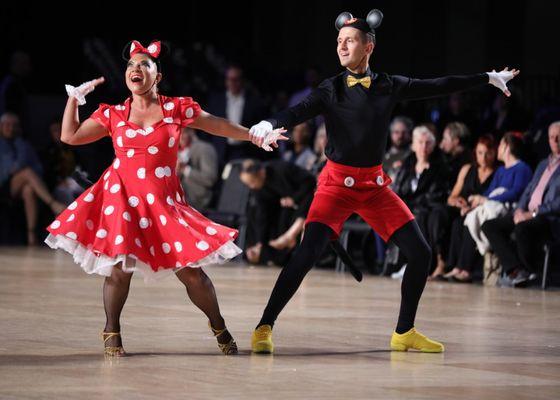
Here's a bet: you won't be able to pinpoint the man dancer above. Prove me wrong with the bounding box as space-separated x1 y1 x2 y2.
249 9 519 353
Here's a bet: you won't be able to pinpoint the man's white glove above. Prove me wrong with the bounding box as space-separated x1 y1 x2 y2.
487 67 520 97
249 120 288 151
65 77 105 105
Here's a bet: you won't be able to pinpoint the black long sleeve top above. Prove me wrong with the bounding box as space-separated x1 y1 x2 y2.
266 69 488 167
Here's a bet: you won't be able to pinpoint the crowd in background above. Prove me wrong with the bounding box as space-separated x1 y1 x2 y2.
1 47 559 289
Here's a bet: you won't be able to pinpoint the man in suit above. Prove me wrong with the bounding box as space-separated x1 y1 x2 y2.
482 121 560 287
205 65 267 165
178 127 219 211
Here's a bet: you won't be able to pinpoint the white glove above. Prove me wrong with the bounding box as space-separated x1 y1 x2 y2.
487 67 519 97
249 120 273 145
261 129 285 152
65 77 105 105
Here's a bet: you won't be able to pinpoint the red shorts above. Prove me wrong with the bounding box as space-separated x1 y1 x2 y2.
306 160 415 242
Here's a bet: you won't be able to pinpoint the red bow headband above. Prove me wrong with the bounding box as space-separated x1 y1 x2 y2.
129 40 161 59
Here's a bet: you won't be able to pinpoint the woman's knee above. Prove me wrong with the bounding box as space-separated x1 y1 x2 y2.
20 184 35 199
176 267 203 286
108 264 133 285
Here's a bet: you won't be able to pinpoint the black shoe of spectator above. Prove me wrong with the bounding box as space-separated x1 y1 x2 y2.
512 270 538 288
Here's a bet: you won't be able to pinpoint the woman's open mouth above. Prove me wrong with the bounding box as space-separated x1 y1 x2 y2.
130 73 143 83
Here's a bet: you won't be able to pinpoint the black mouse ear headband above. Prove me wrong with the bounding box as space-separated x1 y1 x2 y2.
335 9 383 42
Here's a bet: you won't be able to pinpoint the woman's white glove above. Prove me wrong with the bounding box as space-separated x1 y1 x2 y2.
65 77 105 105
249 120 288 151
487 67 520 97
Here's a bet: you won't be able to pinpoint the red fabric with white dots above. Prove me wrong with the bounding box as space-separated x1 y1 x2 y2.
46 94 240 277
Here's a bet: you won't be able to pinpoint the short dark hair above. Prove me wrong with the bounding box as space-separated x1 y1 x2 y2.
502 131 525 159
358 31 375 45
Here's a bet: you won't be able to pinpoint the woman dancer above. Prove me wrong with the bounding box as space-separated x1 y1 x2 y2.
45 40 285 356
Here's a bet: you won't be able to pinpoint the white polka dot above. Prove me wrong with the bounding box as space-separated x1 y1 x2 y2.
163 117 174 124
168 137 175 147
123 211 131 222
148 146 158 155
104 181 109 190
145 126 154 135
104 109 110 118
104 205 115 216
50 220 61 229
66 231 77 240
125 129 137 138
148 44 158 54
162 242 171 254
139 217 149 229
206 226 217 235
146 193 155 204
86 220 94 230
135 238 142 247
155 167 165 178
174 241 182 252
185 107 194 118
175 261 182 268
166 196 174 206
136 129 146 136
115 105 125 111
149 246 155 256
117 121 126 127
175 192 182 202
66 213 75 222
130 42 136 52
164 166 172 177
196 241 209 251
84 193 94 202
229 231 236 237
137 168 146 179
96 229 107 239
115 235 124 245
113 158 120 169
159 215 167 225
127 149 135 158
178 218 188 227
163 102 175 110
128 196 139 207
110 184 121 193
116 136 124 147
103 171 111 181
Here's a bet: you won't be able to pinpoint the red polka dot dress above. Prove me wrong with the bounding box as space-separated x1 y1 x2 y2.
45 94 241 282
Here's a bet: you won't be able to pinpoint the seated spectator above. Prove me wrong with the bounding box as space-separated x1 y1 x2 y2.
177 127 219 211
310 123 327 176
205 65 267 165
42 120 84 204
393 125 450 278
439 122 472 185
465 131 533 256
444 135 497 282
383 116 412 182
282 122 317 171
0 112 65 245
482 122 560 287
240 159 315 265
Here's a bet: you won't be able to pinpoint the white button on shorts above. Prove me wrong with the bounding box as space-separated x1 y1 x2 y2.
344 176 355 187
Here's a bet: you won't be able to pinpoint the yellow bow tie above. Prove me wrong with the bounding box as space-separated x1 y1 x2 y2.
346 75 371 89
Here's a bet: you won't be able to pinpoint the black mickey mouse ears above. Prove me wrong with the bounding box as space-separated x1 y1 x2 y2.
335 9 383 40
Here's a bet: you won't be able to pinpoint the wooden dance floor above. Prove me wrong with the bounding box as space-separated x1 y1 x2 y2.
1 246 559 399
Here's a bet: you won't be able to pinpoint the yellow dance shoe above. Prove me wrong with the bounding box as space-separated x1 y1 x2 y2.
390 328 444 353
251 325 274 354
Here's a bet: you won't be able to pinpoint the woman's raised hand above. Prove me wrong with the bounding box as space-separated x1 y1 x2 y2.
65 77 105 105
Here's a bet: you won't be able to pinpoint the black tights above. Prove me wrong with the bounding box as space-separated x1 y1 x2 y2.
103 264 230 346
258 220 431 334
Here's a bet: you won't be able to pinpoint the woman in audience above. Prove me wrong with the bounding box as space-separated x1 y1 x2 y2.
393 125 450 279
0 112 66 245
463 131 533 259
444 135 497 282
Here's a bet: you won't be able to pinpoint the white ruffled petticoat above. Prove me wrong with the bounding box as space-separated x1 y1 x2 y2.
45 233 242 283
